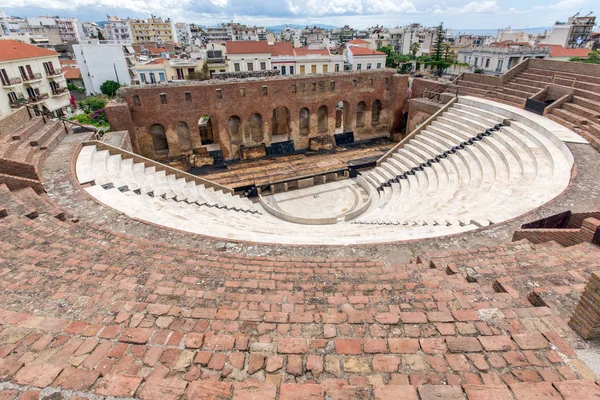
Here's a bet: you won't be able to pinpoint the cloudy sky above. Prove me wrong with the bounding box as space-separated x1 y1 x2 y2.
1 0 598 30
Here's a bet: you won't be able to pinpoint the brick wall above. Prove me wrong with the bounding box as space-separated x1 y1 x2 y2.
512 218 600 247
0 108 30 137
0 173 44 194
569 271 600 339
406 98 444 134
567 212 600 229
107 70 408 161
0 158 39 181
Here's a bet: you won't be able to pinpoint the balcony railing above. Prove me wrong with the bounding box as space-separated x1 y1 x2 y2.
206 58 225 64
23 73 42 82
52 87 69 95
46 68 63 77
29 93 49 102
1 77 22 86
9 98 29 108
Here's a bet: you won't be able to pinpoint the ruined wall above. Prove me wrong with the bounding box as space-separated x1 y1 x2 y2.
406 98 444 134
107 70 408 161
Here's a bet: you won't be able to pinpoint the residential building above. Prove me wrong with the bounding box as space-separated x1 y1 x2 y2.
21 17 63 46
129 16 174 44
104 16 133 43
189 24 205 44
206 24 232 43
387 24 440 56
137 58 167 84
174 23 191 46
55 18 80 43
496 28 532 43
165 58 205 81
541 13 596 48
458 41 550 75
0 12 22 36
545 45 592 61
77 21 101 41
73 39 138 95
344 46 386 71
0 40 70 117
201 43 227 77
226 41 343 75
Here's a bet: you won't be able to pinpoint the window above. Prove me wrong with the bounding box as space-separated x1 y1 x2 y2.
376 62 382 69
140 73 147 83
356 101 366 126
260 62 266 70
247 62 254 71
133 95 141 106
216 89 222 99
299 108 310 136
323 65 328 73
357 64 362 70
330 81 335 91
234 63 240 72
311 65 317 74
289 66 294 74
160 93 167 104
240 88 246 97
366 63 372 70
18 66 27 80
262 86 268 96
159 72 165 82
497 59 504 71
372 100 381 125
0 69 9 85
474 57 478 67
43 61 55 76
150 124 169 152
149 72 156 84
335 64 340 72
7 92 18 103
185 92 192 102
176 68 184 79
485 59 491 68
281 66 286 75
300 65 305 74
291 84 296 93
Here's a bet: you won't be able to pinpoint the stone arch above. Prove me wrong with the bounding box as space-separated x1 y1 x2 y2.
175 121 191 152
249 113 264 142
299 108 310 136
318 105 328 132
335 100 351 134
372 100 381 125
198 116 214 144
271 106 291 139
150 123 169 153
356 101 366 127
228 116 242 145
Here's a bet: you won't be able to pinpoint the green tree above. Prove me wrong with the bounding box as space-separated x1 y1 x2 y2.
569 51 599 64
78 96 107 113
410 42 421 60
100 80 120 97
433 23 445 62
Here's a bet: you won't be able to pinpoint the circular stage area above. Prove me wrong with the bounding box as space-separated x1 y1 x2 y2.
76 96 586 245
259 180 370 225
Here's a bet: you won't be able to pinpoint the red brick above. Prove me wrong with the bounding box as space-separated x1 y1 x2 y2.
266 355 284 372
446 354 471 372
427 311 454 322
372 355 401 373
452 310 480 322
184 333 204 348
203 335 235 351
479 335 516 351
278 338 309 354
119 327 153 344
512 333 549 350
194 351 212 365
446 337 483 353
463 384 513 400
553 380 600 399
287 355 303 376
215 309 239 320
399 312 427 324
208 353 227 370
418 384 466 399
51 367 99 390
420 338 447 354
229 352 245 369
389 338 420 354
14 363 63 388
248 354 265 374
510 382 561 399
364 338 387 353
541 332 577 358
0 359 24 379
233 382 277 400
95 375 143 397
513 369 542 382
280 383 324 400
375 312 399 324
335 339 362 355
187 381 232 399
138 379 188 400
374 385 419 400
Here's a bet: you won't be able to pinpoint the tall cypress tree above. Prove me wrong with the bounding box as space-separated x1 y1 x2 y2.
433 23 445 62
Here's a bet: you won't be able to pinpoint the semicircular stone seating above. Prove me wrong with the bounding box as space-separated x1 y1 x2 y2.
75 96 577 245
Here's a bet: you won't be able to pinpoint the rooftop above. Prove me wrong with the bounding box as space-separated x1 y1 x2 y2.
546 45 592 58
349 46 386 56
0 39 59 62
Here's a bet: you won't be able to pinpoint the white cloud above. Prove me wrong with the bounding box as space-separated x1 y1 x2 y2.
460 1 500 14
210 0 228 7
366 0 417 14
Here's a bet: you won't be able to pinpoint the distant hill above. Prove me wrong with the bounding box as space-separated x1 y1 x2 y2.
452 27 552 36
95 21 107 27
267 24 338 33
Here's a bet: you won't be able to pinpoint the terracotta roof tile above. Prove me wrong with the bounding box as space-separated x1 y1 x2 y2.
347 39 369 45
0 40 59 62
349 47 386 56
62 66 81 79
271 42 294 56
294 48 330 56
546 45 592 58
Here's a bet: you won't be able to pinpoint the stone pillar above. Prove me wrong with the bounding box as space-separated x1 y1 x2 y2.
569 271 600 339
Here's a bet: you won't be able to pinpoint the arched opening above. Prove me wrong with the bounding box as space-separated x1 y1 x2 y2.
372 100 381 125
175 121 191 152
150 124 169 153
271 106 291 139
198 116 214 144
318 105 328 132
335 101 351 134
299 108 310 136
249 113 264 142
356 101 366 127
228 116 242 145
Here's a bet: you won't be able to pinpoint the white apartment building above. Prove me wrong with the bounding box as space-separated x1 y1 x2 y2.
0 40 70 118
458 41 550 75
540 13 597 49
74 40 138 95
345 46 386 71
174 23 191 46
104 16 133 43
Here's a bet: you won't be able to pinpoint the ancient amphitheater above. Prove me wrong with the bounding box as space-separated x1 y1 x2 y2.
1 58 600 399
